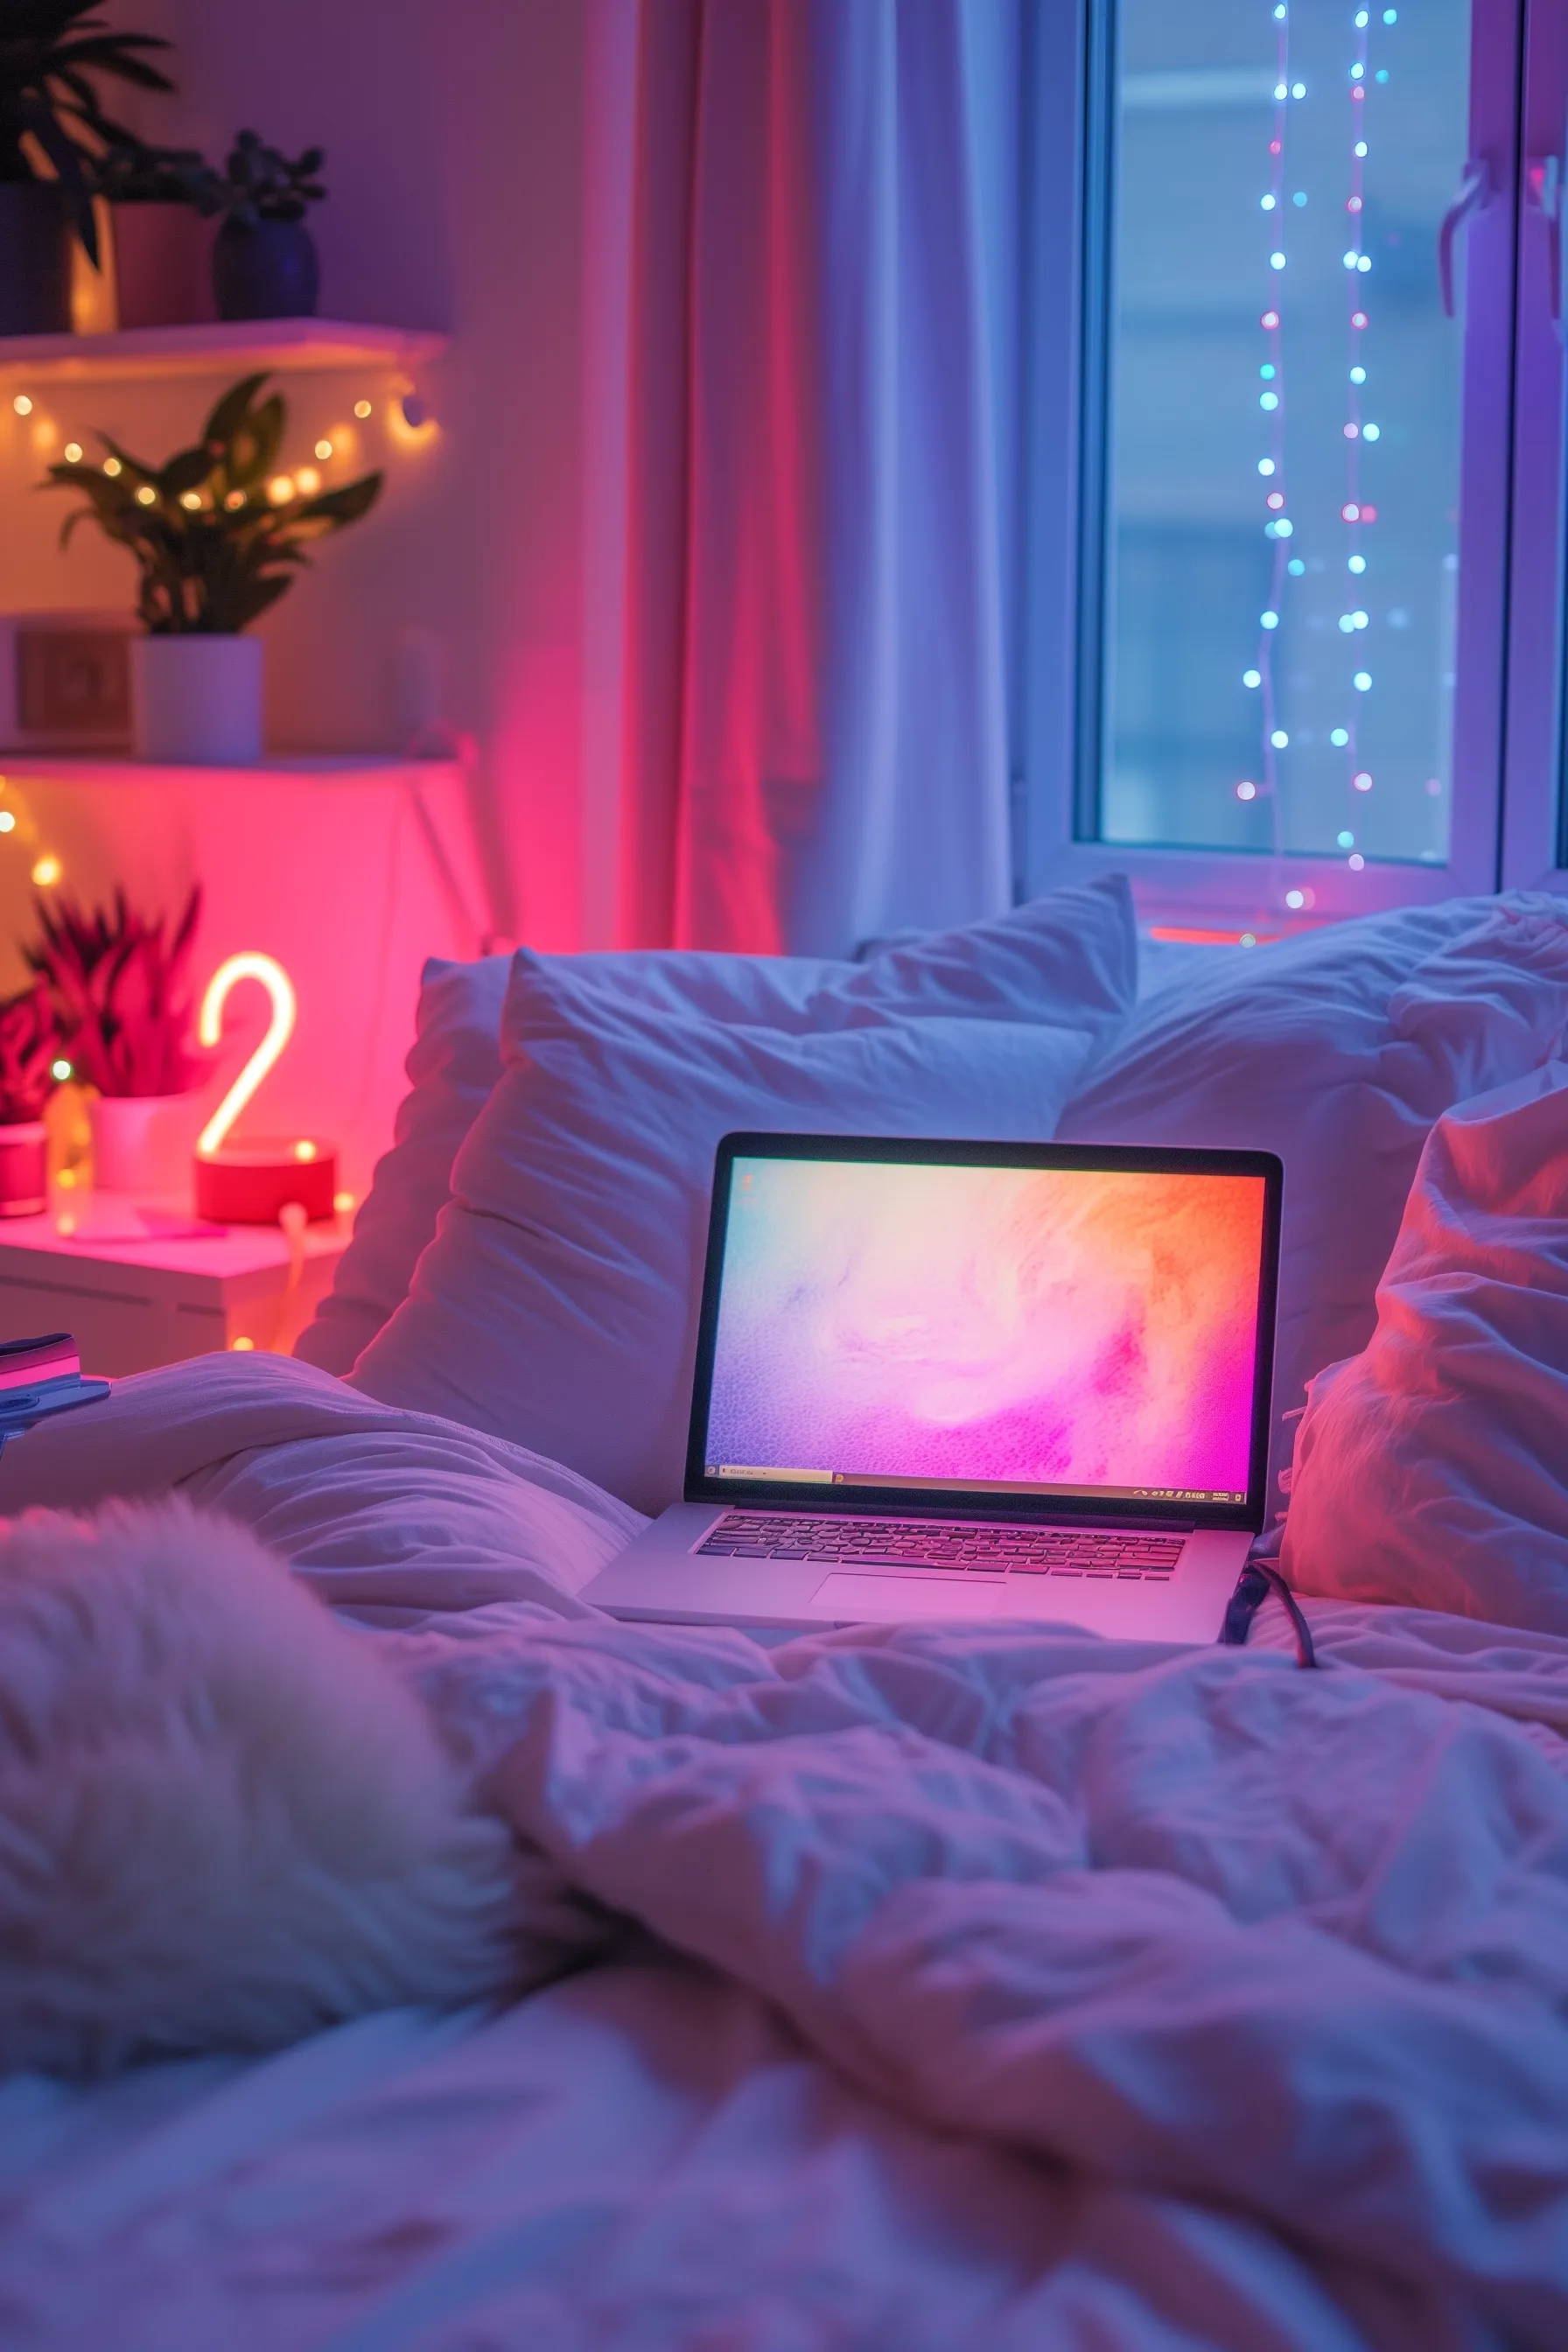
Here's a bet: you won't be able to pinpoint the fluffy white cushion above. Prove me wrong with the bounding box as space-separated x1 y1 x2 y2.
1282 1061 1568 1632
0 1496 525 2074
351 948 1122 1514
296 877 1137 1376
1059 896 1568 1490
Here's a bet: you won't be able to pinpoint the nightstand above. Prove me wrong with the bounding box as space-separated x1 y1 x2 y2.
0 1197 348 1375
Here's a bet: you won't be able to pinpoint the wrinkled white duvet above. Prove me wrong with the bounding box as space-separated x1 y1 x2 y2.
4 1354 1568 2350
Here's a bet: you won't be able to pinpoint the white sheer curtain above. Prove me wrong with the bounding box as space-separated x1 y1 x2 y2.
592 0 1025 956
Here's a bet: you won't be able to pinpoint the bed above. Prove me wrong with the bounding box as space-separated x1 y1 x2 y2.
3 884 1568 2350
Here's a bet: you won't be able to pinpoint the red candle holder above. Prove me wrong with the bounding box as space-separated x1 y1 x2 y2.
193 1137 337 1224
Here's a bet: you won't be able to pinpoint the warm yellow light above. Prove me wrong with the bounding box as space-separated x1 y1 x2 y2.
267 474 295 505
62 441 82 463
31 418 55 453
55 1167 75 1190
292 1138 317 1162
102 456 122 477
313 438 333 460
197 952 298 1158
354 399 373 419
12 395 32 416
0 812 15 835
135 485 157 507
178 489 202 510
224 488 247 510
229 1335 256 1351
292 465 320 497
55 1213 75 1236
332 1189 355 1214
50 1058 71 1082
31 856 61 887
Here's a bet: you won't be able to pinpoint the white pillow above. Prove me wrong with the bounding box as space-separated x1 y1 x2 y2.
1281 1061 1568 1632
1058 896 1568 1492
297 877 1137 1374
350 952 1117 1513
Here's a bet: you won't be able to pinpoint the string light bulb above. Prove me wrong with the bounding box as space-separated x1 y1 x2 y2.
11 395 32 416
102 456 121 476
313 438 333 460
62 440 81 462
354 398 373 419
32 856 60 887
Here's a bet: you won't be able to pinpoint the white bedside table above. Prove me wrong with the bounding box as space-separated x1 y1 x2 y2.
0 1197 348 1375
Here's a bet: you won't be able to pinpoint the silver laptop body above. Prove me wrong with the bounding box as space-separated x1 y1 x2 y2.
582 1134 1283 1644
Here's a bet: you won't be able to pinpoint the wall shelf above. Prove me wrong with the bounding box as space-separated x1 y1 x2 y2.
0 318 448 385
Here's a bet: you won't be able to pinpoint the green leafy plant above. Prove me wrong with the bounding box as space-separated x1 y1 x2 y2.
209 129 326 227
0 2 175 263
0 979 59 1124
89 134 215 209
41 372 384 634
24 886 209 1097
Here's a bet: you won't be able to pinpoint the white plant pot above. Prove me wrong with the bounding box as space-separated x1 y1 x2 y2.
89 1092 200 1194
131 634 262 766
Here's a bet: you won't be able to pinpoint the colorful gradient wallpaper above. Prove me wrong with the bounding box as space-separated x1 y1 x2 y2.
705 1158 1267 1495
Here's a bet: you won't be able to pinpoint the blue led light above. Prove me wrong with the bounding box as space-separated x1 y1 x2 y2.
1375 67 1389 81
1343 250 1360 270
1292 191 1307 206
1270 251 1287 270
1260 363 1277 378
1338 615 1355 634
1274 80 1288 100
1260 391 1279 410
1258 458 1276 474
1354 6 1368 21
1261 610 1280 629
1292 80 1306 98
1350 365 1366 383
1350 63 1364 80
1271 730 1290 749
1354 140 1368 157
1383 6 1396 18
1352 610 1368 628
1288 557 1306 575
1273 518 1294 537
1337 830 1355 848
1348 554 1367 573
1363 421 1380 440
1354 670 1372 690
1262 192 1278 210
1243 668 1263 688
1357 254 1372 272
1331 727 1350 746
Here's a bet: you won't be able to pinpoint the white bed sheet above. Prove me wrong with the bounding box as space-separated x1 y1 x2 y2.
4 1356 1568 2349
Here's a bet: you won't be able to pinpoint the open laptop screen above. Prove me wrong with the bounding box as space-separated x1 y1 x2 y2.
691 1143 1278 1518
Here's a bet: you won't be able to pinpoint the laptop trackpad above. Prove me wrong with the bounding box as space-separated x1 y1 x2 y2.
813 1572 1002 1620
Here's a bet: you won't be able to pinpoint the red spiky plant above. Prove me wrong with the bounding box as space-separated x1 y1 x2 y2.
25 886 209 1097
0 981 60 1124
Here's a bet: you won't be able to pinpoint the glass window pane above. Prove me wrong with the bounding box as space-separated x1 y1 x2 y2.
1094 0 1470 867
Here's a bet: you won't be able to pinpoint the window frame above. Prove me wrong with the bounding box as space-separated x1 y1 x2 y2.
1022 0 1531 927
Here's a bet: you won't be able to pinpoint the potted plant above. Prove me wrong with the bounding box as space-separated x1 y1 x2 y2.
24 886 209 1193
207 130 326 321
42 372 383 764
0 3 174 336
91 136 217 330
0 980 59 1214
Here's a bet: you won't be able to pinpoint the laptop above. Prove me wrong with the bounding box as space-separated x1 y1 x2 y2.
581 1134 1283 1642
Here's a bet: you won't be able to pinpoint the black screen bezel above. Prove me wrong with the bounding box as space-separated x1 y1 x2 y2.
684 1133 1283 1533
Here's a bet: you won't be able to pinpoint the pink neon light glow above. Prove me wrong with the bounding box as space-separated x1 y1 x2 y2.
707 1159 1266 1494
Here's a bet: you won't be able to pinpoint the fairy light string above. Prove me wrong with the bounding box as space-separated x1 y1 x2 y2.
1244 1 1398 898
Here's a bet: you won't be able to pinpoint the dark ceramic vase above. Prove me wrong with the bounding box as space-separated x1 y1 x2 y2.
212 218 319 321
0 180 73 335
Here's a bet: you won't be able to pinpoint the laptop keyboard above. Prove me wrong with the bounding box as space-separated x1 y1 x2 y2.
695 1512 1185 1578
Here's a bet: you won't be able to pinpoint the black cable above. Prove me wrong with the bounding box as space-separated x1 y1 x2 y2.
1220 1558 1318 1670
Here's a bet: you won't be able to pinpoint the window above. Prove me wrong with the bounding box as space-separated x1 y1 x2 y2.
1024 0 1558 922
